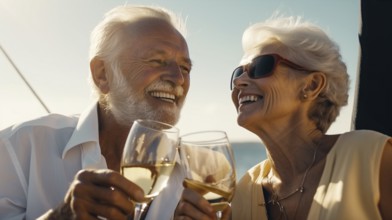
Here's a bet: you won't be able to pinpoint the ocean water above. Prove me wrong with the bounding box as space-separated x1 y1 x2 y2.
231 142 267 180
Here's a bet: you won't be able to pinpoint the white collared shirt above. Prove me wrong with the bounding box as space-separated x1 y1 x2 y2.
0 102 184 220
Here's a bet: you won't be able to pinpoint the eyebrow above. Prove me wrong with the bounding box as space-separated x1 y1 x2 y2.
182 57 193 68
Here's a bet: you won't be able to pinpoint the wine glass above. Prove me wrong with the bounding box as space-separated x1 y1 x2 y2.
179 130 236 219
120 119 179 220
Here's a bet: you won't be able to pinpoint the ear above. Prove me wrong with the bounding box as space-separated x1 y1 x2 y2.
90 57 110 94
301 72 326 100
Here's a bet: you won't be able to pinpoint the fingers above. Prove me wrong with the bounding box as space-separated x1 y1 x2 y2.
63 169 145 219
175 201 210 220
70 195 129 220
77 169 145 202
71 180 133 215
174 188 215 220
182 188 214 215
221 205 232 220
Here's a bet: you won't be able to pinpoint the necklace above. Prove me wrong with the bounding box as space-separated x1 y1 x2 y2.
260 144 319 219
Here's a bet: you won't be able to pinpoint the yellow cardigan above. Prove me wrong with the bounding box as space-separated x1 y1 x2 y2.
231 130 390 220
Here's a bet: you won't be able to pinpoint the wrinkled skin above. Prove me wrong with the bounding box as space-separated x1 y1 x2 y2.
39 18 192 220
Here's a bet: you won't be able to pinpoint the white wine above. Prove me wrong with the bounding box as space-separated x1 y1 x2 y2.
183 178 233 212
121 163 175 200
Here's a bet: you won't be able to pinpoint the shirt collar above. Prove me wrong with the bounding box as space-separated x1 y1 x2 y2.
62 102 100 159
61 103 182 169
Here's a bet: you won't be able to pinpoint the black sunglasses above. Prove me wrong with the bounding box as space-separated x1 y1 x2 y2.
230 54 311 90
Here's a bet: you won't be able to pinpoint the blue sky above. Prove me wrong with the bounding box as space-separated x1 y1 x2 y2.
0 0 359 141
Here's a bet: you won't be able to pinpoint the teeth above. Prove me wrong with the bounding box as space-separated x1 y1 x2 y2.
239 95 259 104
150 92 176 102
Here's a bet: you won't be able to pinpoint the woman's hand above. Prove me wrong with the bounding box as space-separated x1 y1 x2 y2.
174 188 231 220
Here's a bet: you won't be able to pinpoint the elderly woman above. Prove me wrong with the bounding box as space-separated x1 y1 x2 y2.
174 16 392 220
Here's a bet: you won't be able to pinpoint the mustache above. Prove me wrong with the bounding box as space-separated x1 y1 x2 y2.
146 81 184 97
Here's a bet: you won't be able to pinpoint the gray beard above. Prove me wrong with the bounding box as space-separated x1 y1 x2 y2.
106 74 182 126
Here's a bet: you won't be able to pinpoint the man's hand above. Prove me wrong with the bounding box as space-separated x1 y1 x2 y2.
40 169 145 220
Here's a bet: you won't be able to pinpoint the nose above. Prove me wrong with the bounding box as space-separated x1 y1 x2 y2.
232 71 250 90
162 62 185 85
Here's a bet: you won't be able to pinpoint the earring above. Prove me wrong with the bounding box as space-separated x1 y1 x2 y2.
303 93 308 99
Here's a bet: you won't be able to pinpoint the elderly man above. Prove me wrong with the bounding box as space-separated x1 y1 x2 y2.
0 5 192 220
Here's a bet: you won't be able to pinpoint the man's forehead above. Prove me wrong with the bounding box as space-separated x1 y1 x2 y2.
143 47 192 65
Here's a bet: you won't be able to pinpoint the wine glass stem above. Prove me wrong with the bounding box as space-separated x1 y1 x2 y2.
216 210 222 220
133 203 147 220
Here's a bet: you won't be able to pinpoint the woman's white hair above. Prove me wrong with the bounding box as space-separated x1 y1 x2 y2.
241 15 349 133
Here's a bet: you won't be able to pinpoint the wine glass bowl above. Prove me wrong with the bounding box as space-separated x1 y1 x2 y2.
179 130 236 217
121 119 179 220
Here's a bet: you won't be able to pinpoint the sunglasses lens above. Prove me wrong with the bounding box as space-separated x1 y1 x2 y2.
231 67 243 90
230 55 276 90
251 55 276 78
233 67 244 78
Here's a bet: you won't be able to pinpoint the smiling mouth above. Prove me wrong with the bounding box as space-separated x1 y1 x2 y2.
239 95 261 104
150 91 177 103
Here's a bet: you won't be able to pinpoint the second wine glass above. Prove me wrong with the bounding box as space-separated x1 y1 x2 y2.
121 119 179 220
179 130 236 219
